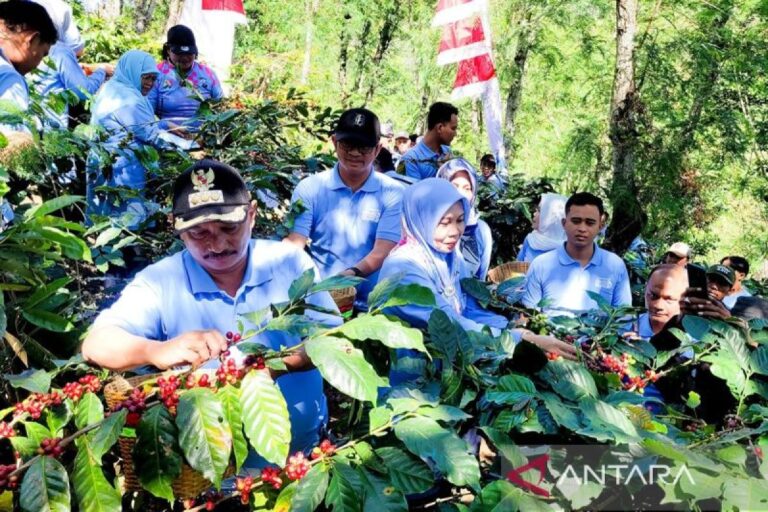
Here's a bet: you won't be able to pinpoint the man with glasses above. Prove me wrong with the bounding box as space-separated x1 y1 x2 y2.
284 108 405 301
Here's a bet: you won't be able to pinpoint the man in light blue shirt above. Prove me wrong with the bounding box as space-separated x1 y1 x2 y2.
397 102 457 181
720 256 752 309
83 160 340 456
523 192 632 315
285 108 404 300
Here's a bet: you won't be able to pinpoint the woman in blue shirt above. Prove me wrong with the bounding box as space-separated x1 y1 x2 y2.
87 50 165 227
0 0 56 134
517 192 567 262
32 0 112 129
436 158 493 280
146 25 222 131
378 179 577 383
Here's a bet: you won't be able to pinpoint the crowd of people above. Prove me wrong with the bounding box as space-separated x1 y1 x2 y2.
2 0 763 478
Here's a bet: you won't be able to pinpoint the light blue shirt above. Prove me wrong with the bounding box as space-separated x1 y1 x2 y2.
523 243 632 315
94 239 341 455
379 249 510 335
398 141 453 181
291 164 404 299
464 219 493 280
0 49 31 135
723 288 751 309
516 238 554 263
33 44 107 129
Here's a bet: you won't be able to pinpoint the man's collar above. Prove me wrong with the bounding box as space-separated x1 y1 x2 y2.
184 241 271 296
557 242 602 267
331 163 380 192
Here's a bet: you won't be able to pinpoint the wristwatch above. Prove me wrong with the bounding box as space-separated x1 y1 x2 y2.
349 266 364 277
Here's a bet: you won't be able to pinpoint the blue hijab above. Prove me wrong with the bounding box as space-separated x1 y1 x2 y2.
436 158 480 229
397 178 470 312
91 50 158 127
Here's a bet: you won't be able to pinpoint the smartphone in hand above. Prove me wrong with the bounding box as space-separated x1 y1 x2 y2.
686 263 708 299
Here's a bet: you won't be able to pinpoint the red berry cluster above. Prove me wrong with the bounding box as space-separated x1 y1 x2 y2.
310 439 336 460
546 352 562 361
185 373 211 389
157 375 180 414
0 422 15 439
0 465 18 490
222 331 242 357
79 375 101 394
182 492 219 511
600 353 630 376
114 388 147 427
260 467 282 489
285 452 310 480
38 437 64 457
243 355 266 370
235 476 254 505
216 358 242 386
62 382 84 402
13 392 62 419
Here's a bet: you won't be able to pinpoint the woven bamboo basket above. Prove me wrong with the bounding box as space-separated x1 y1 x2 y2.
330 287 356 312
488 261 530 284
104 373 226 498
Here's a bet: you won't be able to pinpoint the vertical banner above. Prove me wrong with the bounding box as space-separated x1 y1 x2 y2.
178 0 247 95
433 0 507 175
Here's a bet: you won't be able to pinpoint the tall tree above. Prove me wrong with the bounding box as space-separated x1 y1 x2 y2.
301 0 322 85
604 0 643 253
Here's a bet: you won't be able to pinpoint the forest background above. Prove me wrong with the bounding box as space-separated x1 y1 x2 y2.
74 0 768 263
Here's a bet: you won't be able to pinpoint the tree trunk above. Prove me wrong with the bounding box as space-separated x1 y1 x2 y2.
365 1 400 103
300 0 321 85
504 10 534 161
604 0 643 254
134 0 157 33
165 0 184 32
338 10 352 107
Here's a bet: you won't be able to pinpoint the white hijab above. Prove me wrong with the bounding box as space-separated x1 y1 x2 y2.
527 193 567 251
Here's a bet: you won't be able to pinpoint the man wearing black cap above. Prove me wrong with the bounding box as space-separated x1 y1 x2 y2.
284 107 405 301
83 160 340 454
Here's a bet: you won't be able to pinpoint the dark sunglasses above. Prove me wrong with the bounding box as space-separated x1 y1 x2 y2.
338 140 376 155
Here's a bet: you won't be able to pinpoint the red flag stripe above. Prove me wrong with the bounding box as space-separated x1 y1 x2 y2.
438 17 484 51
453 53 496 88
201 0 245 14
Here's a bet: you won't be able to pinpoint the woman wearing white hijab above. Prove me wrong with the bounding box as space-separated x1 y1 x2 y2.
517 193 567 262
436 158 493 280
378 179 577 385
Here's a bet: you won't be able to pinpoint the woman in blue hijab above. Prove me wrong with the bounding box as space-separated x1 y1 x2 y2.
32 0 113 129
87 50 166 227
379 179 577 384
436 158 493 280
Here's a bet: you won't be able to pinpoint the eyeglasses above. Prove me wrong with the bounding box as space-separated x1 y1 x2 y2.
338 140 376 155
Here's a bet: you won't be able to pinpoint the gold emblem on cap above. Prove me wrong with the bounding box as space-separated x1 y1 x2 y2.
188 168 224 209
191 168 215 191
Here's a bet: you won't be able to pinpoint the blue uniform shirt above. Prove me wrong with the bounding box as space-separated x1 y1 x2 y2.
0 49 31 135
94 239 340 456
516 237 555 263
463 219 493 280
290 164 404 299
33 44 107 129
146 61 223 130
523 243 631 315
398 141 453 181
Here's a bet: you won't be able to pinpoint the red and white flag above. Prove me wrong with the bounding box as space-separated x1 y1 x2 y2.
179 0 247 94
433 0 507 172
437 17 489 65
432 0 485 26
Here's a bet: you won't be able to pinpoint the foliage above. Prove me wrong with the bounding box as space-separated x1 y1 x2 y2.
0 273 766 510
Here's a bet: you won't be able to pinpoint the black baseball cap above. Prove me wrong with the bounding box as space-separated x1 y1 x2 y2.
167 25 197 55
172 160 251 232
334 108 381 147
706 264 736 287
